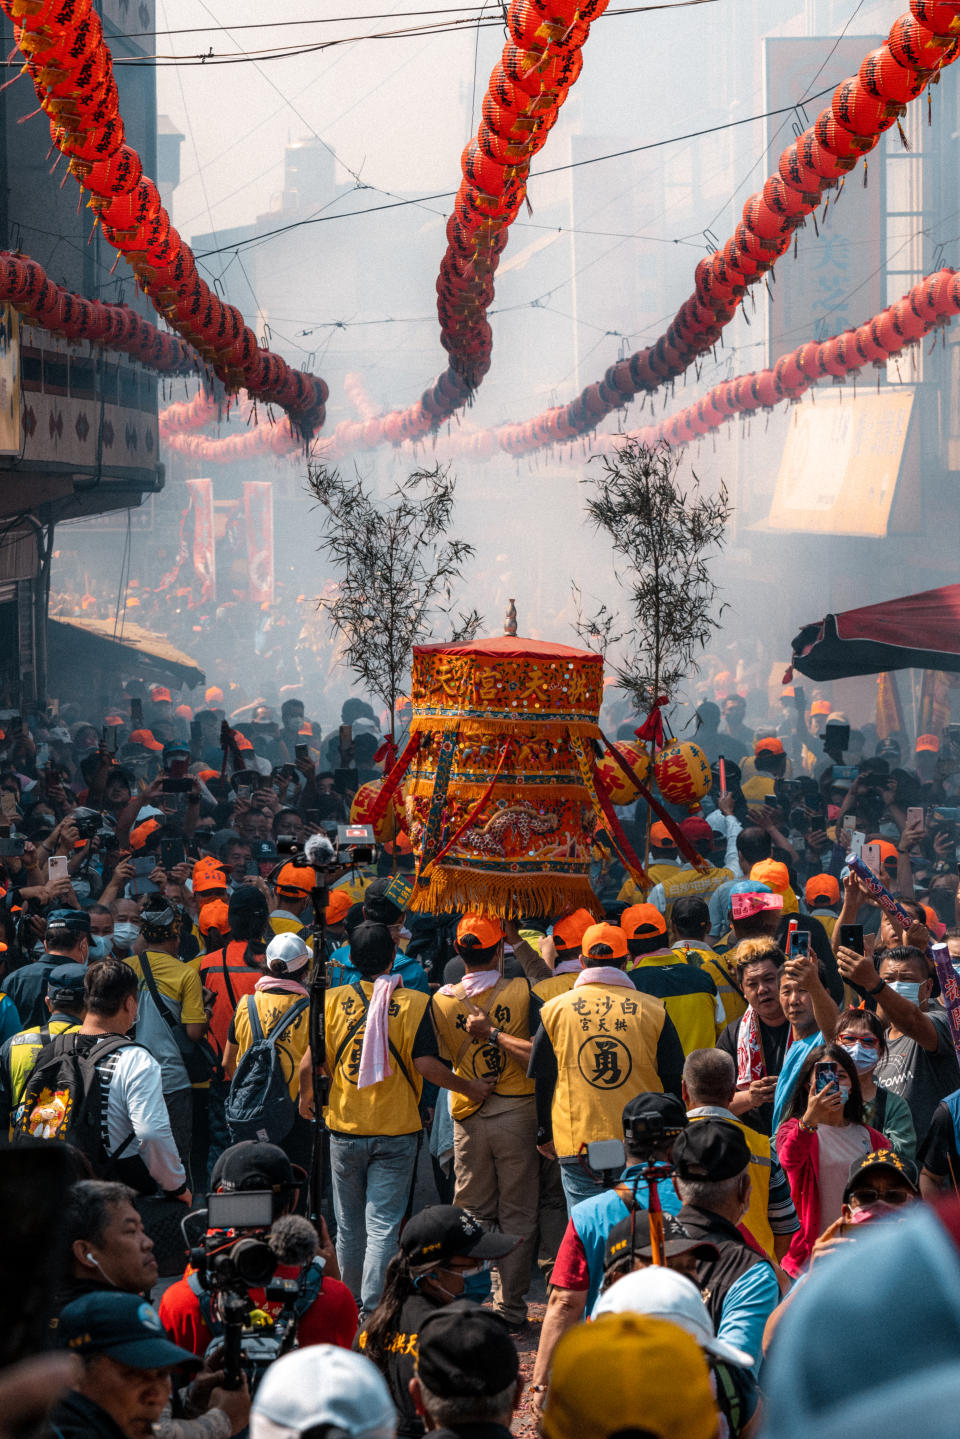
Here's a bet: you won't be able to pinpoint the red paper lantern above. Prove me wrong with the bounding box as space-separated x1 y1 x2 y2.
762 174 810 217
874 310 900 352
911 2 960 35
779 141 822 198
892 296 927 341
854 322 888 363
742 195 791 243
887 15 952 71
814 112 868 162
859 45 927 103
817 338 848 378
832 77 900 137
80 145 142 197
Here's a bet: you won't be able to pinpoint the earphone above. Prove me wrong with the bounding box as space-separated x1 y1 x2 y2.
86 1252 96 1264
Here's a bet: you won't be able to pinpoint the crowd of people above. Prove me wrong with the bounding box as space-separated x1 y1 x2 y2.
2 670 960 1439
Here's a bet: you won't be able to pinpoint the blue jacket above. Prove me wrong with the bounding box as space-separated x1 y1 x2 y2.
571 1163 682 1313
326 943 430 995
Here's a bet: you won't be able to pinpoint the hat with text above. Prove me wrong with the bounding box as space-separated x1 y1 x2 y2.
400 1205 519 1269
58 1292 199 1369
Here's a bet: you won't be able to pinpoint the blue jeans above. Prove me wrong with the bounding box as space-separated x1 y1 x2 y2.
559 1157 609 1215
329 1130 420 1318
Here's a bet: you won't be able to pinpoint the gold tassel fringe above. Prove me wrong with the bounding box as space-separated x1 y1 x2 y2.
407 867 602 920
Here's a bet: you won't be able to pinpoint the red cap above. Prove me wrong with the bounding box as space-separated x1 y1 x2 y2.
129 728 163 752
552 908 595 953
103 713 125 727
456 914 505 949
235 735 254 752
620 904 667 940
755 737 785 757
174 704 193 720
916 734 940 753
679 816 714 846
150 686 172 703
581 922 628 961
276 862 315 895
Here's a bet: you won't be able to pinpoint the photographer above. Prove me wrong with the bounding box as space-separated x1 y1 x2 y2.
159 1141 356 1358
530 1094 687 1407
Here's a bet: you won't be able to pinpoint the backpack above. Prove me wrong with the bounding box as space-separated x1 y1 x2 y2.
224 996 309 1145
13 1031 137 1175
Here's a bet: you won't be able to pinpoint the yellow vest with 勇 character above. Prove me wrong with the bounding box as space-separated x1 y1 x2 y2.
539 980 666 1159
430 976 534 1122
324 982 428 1137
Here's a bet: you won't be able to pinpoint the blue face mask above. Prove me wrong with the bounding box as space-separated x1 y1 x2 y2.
459 1266 493 1304
88 935 113 961
887 980 922 1006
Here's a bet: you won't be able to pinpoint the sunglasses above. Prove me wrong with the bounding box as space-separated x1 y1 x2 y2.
839 1033 879 1049
849 1187 912 1207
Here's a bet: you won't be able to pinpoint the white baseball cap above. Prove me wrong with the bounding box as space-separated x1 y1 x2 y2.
265 931 310 976
594 1266 755 1369
251 1346 396 1439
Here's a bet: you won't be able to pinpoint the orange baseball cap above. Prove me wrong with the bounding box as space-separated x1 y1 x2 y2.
150 686 172 703
325 888 353 925
276 861 315 894
199 899 230 937
174 704 193 720
754 737 785 757
874 840 899 869
810 700 832 717
921 903 947 940
620 904 667 941
197 768 220 783
649 821 676 849
805 874 840 908
205 686 224 706
130 818 160 851
103 713 125 727
235 735 254 752
193 857 228 893
750 859 790 893
916 734 940 753
456 913 504 949
552 908 595 953
129 728 163 752
581 922 628 961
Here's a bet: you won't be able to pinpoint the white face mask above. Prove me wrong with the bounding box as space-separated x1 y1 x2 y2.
842 1042 877 1075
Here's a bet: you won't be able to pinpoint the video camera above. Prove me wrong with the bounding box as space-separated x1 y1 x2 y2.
183 1191 319 1392
276 823 377 869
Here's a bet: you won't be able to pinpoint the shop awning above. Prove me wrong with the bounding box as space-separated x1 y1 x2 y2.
47 616 205 689
789 584 960 681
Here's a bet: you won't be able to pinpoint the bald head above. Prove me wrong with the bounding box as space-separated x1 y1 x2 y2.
682 1048 736 1110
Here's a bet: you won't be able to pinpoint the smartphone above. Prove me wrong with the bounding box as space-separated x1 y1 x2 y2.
833 764 858 781
815 1061 839 1093
236 784 252 800
906 806 924 830
160 838 186 871
0 836 25 856
931 807 960 824
838 923 864 954
161 776 193 794
338 722 355 768
944 724 960 746
295 743 310 764
47 854 69 883
132 855 156 877
334 767 359 795
130 697 144 730
190 718 203 748
849 830 865 858
863 841 883 873
788 929 811 959
764 793 778 807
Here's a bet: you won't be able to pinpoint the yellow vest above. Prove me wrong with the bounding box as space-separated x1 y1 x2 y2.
4 1018 79 1117
431 976 534 1122
699 953 747 1030
659 866 733 922
540 980 666 1158
533 972 578 1003
688 1107 775 1262
670 942 716 970
618 864 679 905
232 989 310 1099
810 908 838 939
324 982 427 1137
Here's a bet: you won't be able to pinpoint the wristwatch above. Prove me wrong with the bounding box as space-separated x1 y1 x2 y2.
868 978 886 997
490 1027 501 1045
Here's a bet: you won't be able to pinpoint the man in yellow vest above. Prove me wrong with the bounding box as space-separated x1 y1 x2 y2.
532 910 595 1004
0 964 85 1130
300 920 490 1321
529 921 684 1214
617 822 682 906
670 896 746 1031
430 913 540 1333
623 904 723 1056
681 1047 798 1265
645 817 735 925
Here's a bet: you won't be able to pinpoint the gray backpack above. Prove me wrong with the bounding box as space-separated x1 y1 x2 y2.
224 995 309 1144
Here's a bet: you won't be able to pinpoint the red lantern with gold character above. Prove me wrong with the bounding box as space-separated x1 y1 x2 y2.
653 740 712 811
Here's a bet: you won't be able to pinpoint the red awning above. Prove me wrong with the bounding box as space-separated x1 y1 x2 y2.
790 584 960 681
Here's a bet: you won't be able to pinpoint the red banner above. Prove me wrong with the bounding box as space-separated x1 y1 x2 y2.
243 481 274 605
186 477 215 606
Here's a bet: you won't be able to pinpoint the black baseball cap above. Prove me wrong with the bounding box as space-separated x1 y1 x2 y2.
622 1092 688 1135
227 885 269 920
603 1212 719 1273
58 1292 200 1369
400 1205 520 1268
417 1301 519 1398
673 1119 751 1182
251 839 279 862
47 963 87 1001
363 877 404 926
843 1147 919 1203
47 908 91 935
211 1141 307 1194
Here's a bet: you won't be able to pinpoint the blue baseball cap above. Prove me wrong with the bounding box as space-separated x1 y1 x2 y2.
47 963 87 999
58 1292 200 1369
729 880 773 895
162 740 190 760
47 908 91 934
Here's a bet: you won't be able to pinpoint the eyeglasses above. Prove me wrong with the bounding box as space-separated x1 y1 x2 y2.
849 1187 912 1207
838 1033 879 1049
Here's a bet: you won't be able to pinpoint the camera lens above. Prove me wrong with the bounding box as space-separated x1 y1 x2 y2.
231 1236 278 1287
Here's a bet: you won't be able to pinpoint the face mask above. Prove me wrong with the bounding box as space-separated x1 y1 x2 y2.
843 1042 877 1075
887 980 922 1005
88 935 113 960
837 1082 851 1104
113 923 140 948
458 1266 493 1304
848 1200 900 1226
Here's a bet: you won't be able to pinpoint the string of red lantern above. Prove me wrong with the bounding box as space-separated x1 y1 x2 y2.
0 248 200 373
3 0 328 439
159 266 960 465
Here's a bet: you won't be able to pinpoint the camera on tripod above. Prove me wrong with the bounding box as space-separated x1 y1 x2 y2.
275 822 377 868
584 1110 685 1182
183 1191 310 1392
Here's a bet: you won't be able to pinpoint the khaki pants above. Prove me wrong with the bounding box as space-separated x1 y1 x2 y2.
453 1097 539 1326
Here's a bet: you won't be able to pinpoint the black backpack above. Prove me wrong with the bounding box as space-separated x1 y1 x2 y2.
13 1031 138 1176
224 996 309 1145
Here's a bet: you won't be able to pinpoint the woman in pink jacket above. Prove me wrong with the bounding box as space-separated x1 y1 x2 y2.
775 1043 889 1276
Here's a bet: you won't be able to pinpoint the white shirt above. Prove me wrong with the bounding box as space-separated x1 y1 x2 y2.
104 1042 186 1192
